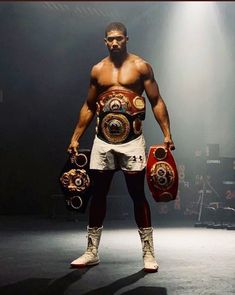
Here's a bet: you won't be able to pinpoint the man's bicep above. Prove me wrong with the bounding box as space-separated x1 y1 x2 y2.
144 78 161 107
140 62 161 106
86 72 98 111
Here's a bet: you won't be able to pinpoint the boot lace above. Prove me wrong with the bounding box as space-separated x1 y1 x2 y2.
143 240 154 257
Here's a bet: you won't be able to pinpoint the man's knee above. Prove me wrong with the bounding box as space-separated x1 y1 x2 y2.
127 185 146 201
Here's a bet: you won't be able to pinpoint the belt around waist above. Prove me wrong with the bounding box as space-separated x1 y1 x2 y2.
96 112 143 144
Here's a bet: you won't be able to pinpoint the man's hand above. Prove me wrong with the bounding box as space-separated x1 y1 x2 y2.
67 141 79 156
164 136 175 151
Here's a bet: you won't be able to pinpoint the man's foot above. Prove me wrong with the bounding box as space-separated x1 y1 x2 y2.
70 226 103 268
138 227 159 273
143 250 159 272
70 251 100 268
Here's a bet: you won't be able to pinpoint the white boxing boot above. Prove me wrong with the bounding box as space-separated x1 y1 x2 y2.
70 226 103 268
138 227 159 272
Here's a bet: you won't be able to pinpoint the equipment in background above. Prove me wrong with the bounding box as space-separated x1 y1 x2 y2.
59 149 92 212
146 145 178 202
193 145 235 229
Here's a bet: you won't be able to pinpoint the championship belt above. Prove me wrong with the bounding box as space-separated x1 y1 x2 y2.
96 89 145 144
59 149 92 212
146 145 178 202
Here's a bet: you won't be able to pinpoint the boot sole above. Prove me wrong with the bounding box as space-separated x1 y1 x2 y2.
70 261 100 268
144 267 159 273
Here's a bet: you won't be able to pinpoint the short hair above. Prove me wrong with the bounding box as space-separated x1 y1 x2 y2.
105 22 127 37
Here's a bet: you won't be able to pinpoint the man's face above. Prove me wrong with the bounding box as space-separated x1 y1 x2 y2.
104 30 128 55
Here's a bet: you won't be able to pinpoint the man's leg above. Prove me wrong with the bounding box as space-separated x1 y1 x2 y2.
123 169 151 228
124 169 159 272
89 170 115 227
71 170 114 268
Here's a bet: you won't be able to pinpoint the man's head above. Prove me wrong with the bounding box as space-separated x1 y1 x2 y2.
104 22 129 56
105 22 127 37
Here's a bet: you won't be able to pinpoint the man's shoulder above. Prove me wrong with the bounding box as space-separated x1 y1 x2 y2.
129 53 145 62
130 54 152 75
91 57 109 76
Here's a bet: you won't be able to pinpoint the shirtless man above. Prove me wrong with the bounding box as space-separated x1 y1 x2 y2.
68 22 174 272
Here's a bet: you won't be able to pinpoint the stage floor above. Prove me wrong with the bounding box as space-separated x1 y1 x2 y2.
0 216 234 295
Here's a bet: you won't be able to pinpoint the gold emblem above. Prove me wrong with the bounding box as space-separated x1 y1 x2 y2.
102 94 129 113
133 96 145 110
154 146 167 161
150 162 175 190
60 169 90 192
133 118 142 135
101 113 130 143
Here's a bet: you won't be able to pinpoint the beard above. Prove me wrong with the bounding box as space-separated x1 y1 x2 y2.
109 46 126 57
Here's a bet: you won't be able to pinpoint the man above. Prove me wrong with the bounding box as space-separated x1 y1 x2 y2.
68 22 174 272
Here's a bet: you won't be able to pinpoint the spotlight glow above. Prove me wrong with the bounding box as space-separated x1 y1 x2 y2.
147 2 235 155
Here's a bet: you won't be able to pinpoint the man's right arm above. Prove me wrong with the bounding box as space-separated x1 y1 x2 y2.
138 60 175 150
67 67 98 155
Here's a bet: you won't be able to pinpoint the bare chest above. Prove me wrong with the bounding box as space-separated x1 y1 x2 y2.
97 63 142 93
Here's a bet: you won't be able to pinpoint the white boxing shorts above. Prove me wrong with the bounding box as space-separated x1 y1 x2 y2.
90 134 147 171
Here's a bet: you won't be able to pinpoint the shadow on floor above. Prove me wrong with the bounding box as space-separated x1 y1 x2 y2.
83 269 167 295
122 287 167 295
0 268 167 295
0 268 89 295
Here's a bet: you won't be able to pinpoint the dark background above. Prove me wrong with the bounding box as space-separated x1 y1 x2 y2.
0 2 235 220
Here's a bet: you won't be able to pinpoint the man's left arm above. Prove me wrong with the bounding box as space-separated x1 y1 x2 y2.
140 62 175 150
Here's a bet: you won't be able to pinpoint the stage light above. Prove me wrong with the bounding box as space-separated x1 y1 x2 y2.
145 2 235 156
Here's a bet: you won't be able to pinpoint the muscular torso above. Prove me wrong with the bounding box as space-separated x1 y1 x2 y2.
94 53 145 96
92 54 147 144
